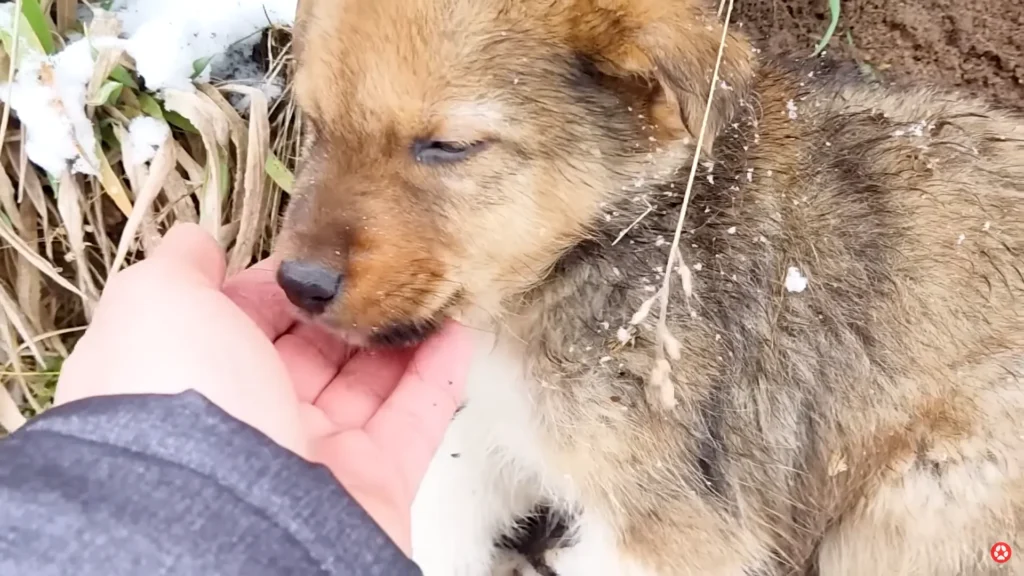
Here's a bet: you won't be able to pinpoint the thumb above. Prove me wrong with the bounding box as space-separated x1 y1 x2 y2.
144 223 227 289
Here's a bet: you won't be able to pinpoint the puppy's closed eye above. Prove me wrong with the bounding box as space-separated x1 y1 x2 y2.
412 139 489 164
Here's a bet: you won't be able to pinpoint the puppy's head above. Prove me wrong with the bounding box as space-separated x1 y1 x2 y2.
275 0 753 347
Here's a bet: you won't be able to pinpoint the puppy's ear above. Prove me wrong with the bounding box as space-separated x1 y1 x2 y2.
570 0 753 152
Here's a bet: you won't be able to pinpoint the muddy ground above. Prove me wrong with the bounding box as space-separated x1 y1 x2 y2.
733 0 1024 109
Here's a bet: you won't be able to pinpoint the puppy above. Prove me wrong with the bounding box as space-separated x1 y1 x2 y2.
275 0 1024 574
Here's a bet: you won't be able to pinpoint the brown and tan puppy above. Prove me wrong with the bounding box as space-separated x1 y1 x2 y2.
275 0 1024 574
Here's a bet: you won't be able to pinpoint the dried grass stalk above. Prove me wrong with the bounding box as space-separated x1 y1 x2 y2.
646 0 736 412
56 172 100 316
162 89 231 243
110 133 176 273
221 84 271 274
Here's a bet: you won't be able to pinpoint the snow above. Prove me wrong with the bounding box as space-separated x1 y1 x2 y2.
113 0 297 93
784 266 808 293
0 0 297 177
127 115 170 166
0 7 102 176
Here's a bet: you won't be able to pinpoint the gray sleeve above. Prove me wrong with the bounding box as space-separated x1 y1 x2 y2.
0 390 422 576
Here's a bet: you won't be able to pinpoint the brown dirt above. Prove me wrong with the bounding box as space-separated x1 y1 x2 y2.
732 0 1024 109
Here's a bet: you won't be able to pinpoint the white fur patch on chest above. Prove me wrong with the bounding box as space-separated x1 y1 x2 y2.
410 331 574 574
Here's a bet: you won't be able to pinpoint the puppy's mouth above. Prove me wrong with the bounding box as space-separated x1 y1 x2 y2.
367 315 446 348
303 289 463 350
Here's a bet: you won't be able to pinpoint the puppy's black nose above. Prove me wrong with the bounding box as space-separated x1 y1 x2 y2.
276 260 342 315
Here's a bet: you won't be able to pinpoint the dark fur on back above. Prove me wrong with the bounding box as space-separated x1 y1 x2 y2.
509 55 1024 573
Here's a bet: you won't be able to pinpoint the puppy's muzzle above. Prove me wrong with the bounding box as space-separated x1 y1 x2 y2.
276 259 343 316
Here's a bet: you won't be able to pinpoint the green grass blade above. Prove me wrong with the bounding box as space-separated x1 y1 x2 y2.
265 152 294 194
165 109 199 134
812 0 842 57
137 92 165 119
18 0 55 55
191 55 214 79
92 80 123 106
109 65 139 89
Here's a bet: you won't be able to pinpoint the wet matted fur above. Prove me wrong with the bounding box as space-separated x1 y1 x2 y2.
277 0 1024 574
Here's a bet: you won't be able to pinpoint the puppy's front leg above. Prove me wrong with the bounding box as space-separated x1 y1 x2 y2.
410 401 541 576
543 510 660 576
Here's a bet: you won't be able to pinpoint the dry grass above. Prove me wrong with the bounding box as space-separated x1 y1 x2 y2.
0 0 303 434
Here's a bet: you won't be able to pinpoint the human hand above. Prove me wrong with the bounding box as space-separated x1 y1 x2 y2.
55 223 476 553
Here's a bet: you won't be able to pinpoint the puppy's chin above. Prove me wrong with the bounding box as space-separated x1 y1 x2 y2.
367 318 444 348
292 290 464 349
302 311 449 350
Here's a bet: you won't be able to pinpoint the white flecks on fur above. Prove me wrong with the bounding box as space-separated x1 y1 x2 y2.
982 221 991 231
785 266 809 293
746 167 754 182
892 120 930 138
786 99 799 120
957 233 966 246
617 326 632 344
727 226 737 234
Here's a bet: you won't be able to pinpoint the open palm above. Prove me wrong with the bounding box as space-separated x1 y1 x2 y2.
55 224 474 555
223 257 474 554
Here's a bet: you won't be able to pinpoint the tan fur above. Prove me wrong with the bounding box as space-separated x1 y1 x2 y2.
278 0 1024 573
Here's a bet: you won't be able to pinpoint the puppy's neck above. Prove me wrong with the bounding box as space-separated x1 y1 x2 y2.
505 92 761 344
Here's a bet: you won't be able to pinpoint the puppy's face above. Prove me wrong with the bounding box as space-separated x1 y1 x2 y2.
275 0 752 346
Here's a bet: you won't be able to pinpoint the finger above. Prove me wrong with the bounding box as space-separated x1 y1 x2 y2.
288 321 354 367
275 321 355 402
275 332 347 404
313 347 414 429
363 321 475 484
146 222 226 289
222 257 297 340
